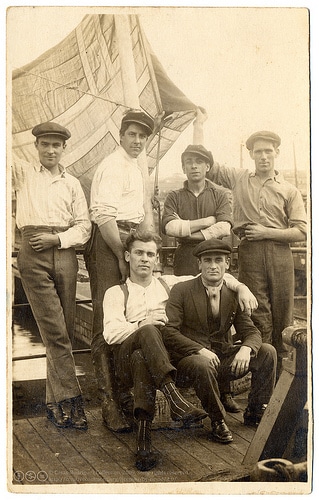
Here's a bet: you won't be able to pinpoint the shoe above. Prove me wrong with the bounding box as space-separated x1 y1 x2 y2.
243 404 267 427
221 393 241 413
211 420 233 443
135 450 158 471
47 402 70 428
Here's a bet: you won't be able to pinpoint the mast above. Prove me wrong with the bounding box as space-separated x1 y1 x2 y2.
293 141 299 188
114 15 155 231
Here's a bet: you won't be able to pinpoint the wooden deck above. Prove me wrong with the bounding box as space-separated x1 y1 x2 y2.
11 381 254 490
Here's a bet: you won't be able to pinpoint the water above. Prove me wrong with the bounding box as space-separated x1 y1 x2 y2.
12 309 88 382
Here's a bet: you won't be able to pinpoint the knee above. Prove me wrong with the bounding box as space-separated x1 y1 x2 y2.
189 355 218 378
259 343 277 366
138 325 161 342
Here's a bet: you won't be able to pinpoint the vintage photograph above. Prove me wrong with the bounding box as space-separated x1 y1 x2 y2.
7 4 311 494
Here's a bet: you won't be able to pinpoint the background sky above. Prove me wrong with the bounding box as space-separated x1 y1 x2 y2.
7 4 311 181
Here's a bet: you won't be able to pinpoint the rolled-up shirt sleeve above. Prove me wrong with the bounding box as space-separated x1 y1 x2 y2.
58 180 91 248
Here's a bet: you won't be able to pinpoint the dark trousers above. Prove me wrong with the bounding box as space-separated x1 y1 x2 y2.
173 243 198 276
175 343 277 421
17 227 80 403
84 225 132 357
114 325 176 418
238 240 294 358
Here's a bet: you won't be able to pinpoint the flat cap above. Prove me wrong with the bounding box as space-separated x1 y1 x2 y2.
181 144 214 167
121 111 154 136
246 131 281 150
193 238 232 258
32 121 71 140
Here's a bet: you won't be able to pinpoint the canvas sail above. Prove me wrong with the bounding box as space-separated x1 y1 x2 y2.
12 14 197 201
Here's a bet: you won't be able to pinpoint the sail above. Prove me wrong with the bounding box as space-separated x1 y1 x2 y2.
12 14 197 201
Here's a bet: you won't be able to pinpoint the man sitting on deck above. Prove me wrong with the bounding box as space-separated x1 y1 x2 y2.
102 230 258 471
162 238 277 445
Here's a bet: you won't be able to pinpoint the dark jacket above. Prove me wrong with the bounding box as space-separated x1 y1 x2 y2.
162 276 262 363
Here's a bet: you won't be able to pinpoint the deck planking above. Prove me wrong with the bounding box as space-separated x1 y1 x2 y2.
11 393 253 486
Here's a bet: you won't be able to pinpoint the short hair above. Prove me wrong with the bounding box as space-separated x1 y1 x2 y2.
125 230 162 253
119 121 150 137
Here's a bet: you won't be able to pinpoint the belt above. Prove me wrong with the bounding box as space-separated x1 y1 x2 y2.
20 225 69 233
116 220 139 233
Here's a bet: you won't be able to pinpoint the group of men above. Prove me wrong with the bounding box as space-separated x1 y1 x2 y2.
12 108 307 472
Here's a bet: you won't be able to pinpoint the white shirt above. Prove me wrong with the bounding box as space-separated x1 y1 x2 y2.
89 146 145 227
103 273 241 345
12 160 91 248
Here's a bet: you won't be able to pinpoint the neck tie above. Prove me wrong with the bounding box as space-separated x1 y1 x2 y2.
206 286 220 318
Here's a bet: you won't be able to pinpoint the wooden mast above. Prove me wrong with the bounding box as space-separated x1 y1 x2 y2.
114 14 155 231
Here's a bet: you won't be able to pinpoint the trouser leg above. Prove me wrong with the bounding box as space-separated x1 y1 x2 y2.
176 354 226 422
84 227 131 430
247 343 277 410
238 240 273 345
129 349 157 419
17 242 80 403
115 325 177 389
265 243 294 359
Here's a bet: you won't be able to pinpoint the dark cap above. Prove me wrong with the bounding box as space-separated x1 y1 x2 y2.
181 145 214 167
121 111 154 136
246 131 281 150
193 238 232 258
32 121 71 140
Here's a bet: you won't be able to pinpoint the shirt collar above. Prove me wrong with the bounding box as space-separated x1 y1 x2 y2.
183 179 211 191
249 169 281 183
119 145 139 164
201 277 224 294
36 163 66 177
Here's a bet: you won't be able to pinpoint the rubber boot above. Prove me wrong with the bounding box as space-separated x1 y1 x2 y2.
92 344 132 432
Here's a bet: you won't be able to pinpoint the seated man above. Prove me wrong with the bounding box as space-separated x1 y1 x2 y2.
162 238 277 444
102 230 258 471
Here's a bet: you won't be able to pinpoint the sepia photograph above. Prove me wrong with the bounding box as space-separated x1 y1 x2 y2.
6 3 312 495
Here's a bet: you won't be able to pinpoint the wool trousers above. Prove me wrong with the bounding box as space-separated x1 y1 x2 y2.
17 226 80 403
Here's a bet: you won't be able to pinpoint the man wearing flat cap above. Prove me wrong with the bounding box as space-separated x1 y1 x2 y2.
84 109 155 432
12 121 92 429
162 143 232 276
194 112 307 377
162 238 277 443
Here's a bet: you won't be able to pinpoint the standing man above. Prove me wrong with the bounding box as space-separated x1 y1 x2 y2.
162 144 232 276
162 239 277 444
102 230 258 470
12 121 92 429
204 128 307 374
85 110 155 432
162 144 238 412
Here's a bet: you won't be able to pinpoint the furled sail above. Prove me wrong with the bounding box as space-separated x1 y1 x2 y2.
12 14 197 201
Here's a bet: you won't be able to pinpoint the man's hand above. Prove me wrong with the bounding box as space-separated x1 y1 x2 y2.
198 347 220 369
237 284 258 316
230 346 251 377
139 312 168 328
244 223 270 241
194 107 208 125
29 233 59 252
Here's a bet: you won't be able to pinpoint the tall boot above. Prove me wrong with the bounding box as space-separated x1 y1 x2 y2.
92 344 132 432
161 381 208 425
135 419 157 471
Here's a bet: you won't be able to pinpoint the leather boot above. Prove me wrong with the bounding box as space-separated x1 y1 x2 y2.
47 402 70 428
93 345 132 432
161 382 208 425
135 419 157 471
61 395 88 430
